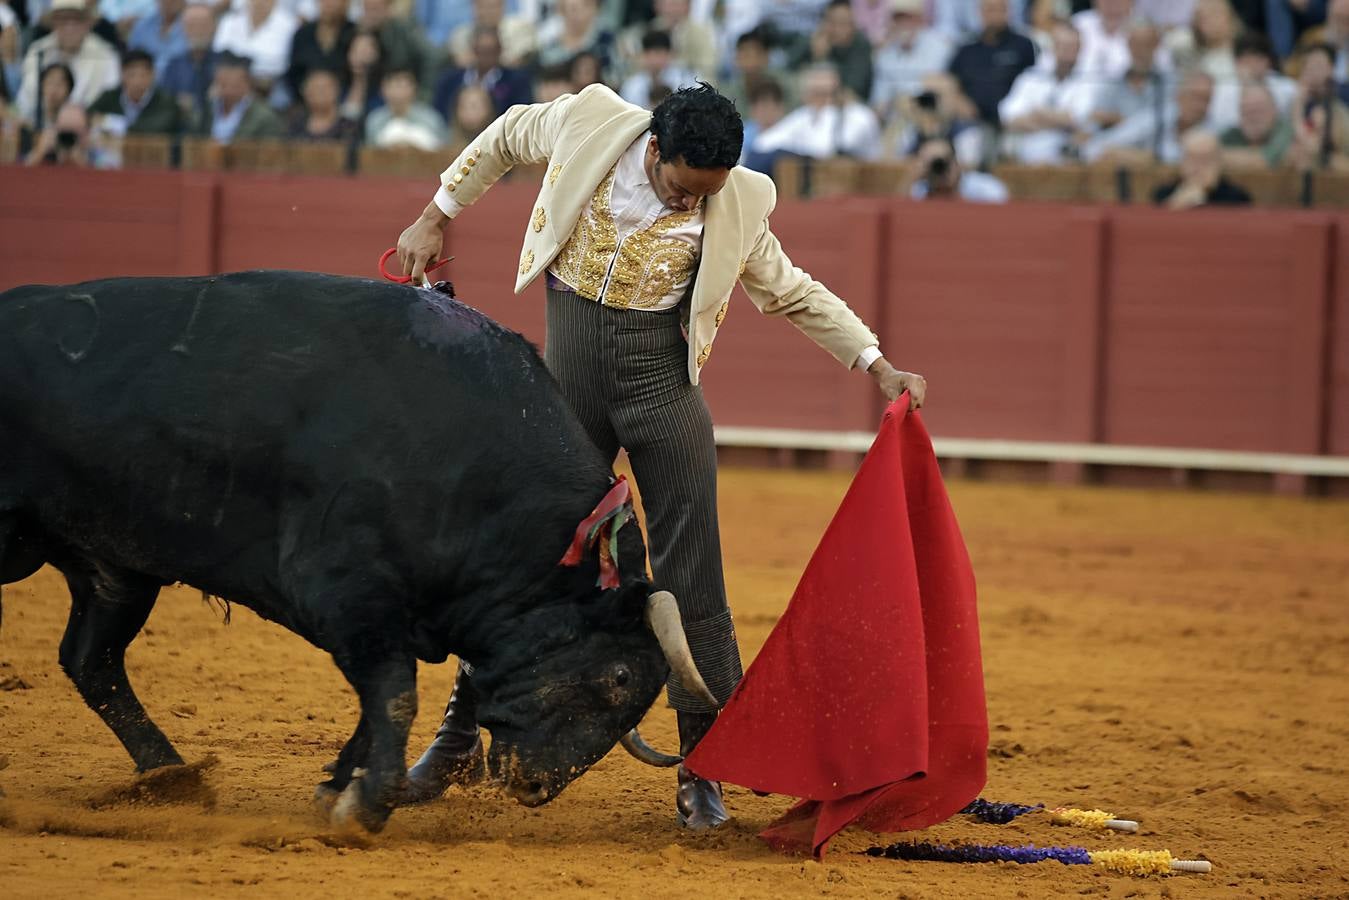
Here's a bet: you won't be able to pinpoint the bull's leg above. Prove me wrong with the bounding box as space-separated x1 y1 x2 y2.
314 715 371 813
328 646 417 833
56 560 182 771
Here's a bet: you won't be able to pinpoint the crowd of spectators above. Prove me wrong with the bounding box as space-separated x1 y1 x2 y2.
1 0 1347 206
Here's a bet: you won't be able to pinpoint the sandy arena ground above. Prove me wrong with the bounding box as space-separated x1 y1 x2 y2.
1 469 1347 899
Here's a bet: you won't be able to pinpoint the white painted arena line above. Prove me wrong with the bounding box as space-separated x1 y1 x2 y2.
712 427 1349 478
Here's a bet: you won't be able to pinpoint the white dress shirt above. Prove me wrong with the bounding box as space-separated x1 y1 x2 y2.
870 29 954 112
213 5 300 81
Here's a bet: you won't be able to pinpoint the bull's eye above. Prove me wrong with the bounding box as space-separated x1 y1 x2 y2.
613 665 631 687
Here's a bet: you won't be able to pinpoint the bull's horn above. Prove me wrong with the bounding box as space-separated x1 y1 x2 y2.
619 728 682 768
646 590 719 708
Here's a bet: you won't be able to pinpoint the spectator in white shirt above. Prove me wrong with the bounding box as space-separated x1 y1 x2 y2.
619 30 700 109
870 0 953 123
909 134 1009 201
213 0 300 89
999 20 1099 164
752 62 883 160
1071 0 1135 80
16 0 120 126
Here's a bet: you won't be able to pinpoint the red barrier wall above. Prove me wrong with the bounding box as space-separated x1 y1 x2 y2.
1 165 1344 466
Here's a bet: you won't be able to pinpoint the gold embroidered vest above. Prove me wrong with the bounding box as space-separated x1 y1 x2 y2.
550 168 701 310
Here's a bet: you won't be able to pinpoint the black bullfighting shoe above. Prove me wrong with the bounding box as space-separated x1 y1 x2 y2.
403 664 486 803
676 710 729 830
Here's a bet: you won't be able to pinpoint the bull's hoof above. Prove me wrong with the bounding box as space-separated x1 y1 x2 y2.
313 783 340 817
402 736 486 805
329 775 390 835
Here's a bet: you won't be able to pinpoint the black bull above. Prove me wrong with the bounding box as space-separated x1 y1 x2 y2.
0 271 709 832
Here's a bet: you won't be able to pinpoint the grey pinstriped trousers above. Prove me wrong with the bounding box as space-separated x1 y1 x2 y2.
544 287 743 714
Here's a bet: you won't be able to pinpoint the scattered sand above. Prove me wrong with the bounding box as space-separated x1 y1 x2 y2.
1 471 1346 898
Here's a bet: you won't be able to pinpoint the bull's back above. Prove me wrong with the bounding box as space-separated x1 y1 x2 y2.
0 271 599 604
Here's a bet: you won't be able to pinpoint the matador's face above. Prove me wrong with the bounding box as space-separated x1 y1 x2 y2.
644 137 730 213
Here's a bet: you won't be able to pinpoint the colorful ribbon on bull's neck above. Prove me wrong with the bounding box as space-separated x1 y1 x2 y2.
559 475 635 589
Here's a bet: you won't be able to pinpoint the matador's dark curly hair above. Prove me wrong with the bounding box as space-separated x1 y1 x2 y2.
649 83 743 170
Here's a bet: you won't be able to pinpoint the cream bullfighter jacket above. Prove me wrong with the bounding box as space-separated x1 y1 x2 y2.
435 84 880 385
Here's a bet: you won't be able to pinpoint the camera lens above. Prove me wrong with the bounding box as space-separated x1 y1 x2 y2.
56 130 78 149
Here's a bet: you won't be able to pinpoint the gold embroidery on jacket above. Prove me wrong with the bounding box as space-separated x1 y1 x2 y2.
551 168 701 309
551 171 618 298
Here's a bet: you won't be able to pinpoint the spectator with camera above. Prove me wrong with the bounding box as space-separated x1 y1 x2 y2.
88 47 183 136
24 99 93 164
192 50 283 142
1153 129 1252 207
998 19 1099 164
871 0 953 125
947 0 1038 127
750 62 882 161
16 0 120 127
909 133 1009 201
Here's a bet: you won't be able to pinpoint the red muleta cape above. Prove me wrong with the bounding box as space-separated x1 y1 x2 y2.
683 395 988 857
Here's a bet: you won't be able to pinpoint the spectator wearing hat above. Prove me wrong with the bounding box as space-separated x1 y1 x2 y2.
160 1 216 117
16 0 120 125
88 47 183 134
127 0 187 76
871 0 952 123
192 50 283 141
